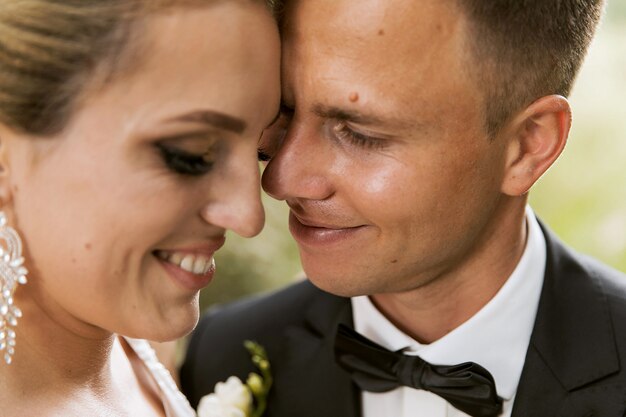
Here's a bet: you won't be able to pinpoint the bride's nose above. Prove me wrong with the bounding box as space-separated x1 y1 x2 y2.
200 150 265 238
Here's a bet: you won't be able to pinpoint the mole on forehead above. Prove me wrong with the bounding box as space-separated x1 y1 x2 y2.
349 92 359 103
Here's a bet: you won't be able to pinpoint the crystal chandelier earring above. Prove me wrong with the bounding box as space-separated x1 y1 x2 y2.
0 212 28 364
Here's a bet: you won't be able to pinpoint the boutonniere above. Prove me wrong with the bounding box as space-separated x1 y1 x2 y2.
197 341 272 417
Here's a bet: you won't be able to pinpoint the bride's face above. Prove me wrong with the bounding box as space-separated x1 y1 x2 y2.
0 3 280 340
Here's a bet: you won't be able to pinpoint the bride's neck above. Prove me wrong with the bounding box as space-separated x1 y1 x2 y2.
1 289 119 395
0 287 166 417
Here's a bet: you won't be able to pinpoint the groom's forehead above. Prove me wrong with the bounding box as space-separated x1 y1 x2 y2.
280 0 460 35
279 0 472 87
278 0 477 135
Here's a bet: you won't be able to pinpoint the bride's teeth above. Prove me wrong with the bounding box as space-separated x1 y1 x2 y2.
170 252 183 265
158 251 214 275
193 258 208 275
180 255 195 272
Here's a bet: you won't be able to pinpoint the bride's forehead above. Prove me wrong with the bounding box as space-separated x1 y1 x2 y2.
0 0 251 138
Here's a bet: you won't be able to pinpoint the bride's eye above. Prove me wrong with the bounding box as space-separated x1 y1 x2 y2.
157 144 214 176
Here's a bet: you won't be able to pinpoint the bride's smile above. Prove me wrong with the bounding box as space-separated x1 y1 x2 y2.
154 238 226 291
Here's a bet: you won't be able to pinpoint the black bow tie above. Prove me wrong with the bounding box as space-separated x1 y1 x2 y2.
334 324 503 417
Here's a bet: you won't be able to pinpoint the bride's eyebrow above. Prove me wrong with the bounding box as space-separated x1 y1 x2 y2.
168 110 247 134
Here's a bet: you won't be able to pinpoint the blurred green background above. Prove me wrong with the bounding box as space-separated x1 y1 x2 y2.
200 2 626 312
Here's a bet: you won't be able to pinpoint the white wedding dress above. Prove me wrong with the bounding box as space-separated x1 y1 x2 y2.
125 338 197 417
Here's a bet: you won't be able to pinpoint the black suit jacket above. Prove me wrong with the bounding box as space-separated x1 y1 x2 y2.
181 226 626 416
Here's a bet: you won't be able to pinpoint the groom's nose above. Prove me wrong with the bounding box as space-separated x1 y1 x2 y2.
262 122 335 203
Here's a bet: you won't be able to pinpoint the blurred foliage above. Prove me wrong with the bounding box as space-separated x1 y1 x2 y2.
200 4 626 313
606 0 626 22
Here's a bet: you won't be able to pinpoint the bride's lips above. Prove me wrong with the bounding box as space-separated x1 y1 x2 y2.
288 211 366 248
154 237 226 291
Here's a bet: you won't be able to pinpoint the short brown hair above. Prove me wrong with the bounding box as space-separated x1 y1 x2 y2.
458 0 605 136
0 0 270 136
270 0 605 137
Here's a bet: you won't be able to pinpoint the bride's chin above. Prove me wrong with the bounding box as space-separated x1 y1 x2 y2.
120 303 200 342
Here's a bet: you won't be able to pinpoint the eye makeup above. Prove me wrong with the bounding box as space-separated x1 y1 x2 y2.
156 143 215 176
154 131 222 177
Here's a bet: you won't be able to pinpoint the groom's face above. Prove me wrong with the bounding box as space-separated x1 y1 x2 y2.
261 0 511 296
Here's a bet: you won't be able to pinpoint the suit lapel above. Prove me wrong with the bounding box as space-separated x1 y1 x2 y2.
270 288 360 417
512 225 622 417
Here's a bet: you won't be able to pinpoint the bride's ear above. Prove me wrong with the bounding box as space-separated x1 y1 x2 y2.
500 95 571 196
0 124 15 208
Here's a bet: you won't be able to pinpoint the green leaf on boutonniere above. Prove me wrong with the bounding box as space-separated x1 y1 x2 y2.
244 340 272 417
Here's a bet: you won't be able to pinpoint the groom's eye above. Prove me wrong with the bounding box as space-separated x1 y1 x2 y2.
258 109 291 162
332 121 387 151
257 148 272 162
258 124 287 162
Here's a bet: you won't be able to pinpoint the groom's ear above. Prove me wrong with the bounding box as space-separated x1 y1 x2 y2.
500 95 571 196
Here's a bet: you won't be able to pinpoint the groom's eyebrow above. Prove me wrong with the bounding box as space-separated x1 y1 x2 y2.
170 110 247 134
312 103 416 130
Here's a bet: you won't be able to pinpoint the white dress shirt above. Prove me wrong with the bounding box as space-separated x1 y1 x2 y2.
352 206 546 417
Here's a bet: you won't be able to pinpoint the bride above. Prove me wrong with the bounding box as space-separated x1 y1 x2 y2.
0 0 279 416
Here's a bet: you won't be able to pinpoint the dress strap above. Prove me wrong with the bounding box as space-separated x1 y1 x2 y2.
124 337 197 417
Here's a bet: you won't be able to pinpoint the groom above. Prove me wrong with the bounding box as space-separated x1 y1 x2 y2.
181 0 626 415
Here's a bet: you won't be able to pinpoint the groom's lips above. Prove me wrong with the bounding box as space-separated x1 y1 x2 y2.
288 211 366 248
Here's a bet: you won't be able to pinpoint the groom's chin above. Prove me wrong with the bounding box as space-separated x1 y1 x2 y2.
304 268 375 299
297 245 395 299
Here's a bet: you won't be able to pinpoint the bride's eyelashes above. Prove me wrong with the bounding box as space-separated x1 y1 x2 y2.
152 130 225 176
156 143 215 176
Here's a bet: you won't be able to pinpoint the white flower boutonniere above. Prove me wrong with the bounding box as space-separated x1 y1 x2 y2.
197 376 250 417
198 341 272 417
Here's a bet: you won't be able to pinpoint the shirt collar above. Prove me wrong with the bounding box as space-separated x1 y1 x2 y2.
351 206 546 401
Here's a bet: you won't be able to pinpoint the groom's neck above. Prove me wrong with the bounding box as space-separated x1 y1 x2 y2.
370 203 527 344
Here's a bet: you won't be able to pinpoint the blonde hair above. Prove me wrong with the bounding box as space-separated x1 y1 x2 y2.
0 0 267 136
